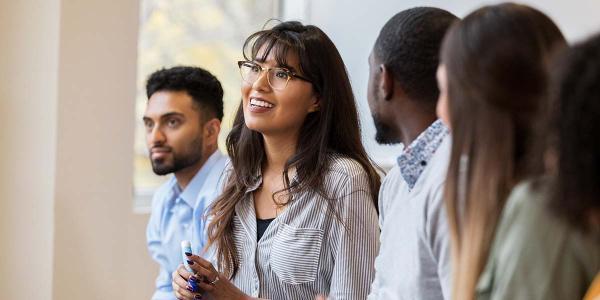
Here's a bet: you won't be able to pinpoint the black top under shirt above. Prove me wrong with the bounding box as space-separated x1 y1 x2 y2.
256 218 275 241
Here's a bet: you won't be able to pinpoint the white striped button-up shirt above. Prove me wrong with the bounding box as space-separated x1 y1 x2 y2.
229 155 380 300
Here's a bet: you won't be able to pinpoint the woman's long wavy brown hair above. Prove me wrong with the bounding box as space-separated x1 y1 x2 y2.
204 21 381 278
440 3 566 299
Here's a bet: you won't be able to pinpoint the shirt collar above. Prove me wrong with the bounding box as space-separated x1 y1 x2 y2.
177 150 224 208
246 172 263 193
244 166 299 194
396 119 449 189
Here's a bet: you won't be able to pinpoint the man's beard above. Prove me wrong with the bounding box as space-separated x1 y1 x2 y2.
373 113 400 145
151 137 203 175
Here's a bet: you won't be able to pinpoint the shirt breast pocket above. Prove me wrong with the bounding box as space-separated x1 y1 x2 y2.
271 222 324 285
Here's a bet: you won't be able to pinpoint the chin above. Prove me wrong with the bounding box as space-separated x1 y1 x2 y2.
244 120 267 134
152 164 174 176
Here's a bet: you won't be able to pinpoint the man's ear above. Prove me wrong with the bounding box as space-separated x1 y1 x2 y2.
203 118 221 146
380 64 394 101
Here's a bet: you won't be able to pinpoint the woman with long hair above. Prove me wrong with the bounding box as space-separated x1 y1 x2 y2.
172 21 380 300
435 3 567 299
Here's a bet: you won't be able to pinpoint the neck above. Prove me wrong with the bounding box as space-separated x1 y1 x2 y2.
174 147 216 190
393 103 437 146
262 131 298 174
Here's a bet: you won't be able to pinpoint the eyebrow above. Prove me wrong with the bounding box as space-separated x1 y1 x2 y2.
280 63 298 73
143 112 185 122
251 59 298 73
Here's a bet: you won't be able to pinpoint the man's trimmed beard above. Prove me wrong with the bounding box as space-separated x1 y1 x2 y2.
151 136 203 175
372 113 400 145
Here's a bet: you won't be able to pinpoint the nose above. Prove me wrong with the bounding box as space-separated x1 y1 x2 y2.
252 69 271 92
148 125 166 146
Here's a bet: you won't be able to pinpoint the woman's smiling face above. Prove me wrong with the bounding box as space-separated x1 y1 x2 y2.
241 46 319 137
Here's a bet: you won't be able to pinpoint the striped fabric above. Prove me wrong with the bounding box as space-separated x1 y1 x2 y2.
229 155 380 300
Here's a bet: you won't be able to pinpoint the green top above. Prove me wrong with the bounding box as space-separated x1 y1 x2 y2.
476 179 600 300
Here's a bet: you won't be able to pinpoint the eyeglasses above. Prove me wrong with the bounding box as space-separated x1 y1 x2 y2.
238 60 311 90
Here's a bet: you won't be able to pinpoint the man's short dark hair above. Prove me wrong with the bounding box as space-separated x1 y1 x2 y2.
146 66 224 121
374 7 458 104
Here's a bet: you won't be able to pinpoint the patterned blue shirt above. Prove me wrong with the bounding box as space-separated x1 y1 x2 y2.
396 119 449 189
146 150 228 300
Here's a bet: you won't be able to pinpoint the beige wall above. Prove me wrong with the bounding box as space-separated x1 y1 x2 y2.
0 0 60 298
0 0 156 299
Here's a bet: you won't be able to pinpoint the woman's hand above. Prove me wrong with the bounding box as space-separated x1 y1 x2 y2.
172 264 203 300
183 253 251 300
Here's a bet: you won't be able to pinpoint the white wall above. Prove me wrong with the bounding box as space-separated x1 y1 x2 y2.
283 0 600 166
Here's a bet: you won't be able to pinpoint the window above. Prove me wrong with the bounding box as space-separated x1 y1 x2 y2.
134 0 278 212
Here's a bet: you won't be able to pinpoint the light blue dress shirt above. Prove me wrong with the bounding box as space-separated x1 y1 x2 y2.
146 150 229 300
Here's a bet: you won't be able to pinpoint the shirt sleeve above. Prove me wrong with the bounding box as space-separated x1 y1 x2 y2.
477 182 599 300
328 171 381 300
367 255 382 299
146 191 175 299
367 176 391 300
377 175 389 228
425 183 452 300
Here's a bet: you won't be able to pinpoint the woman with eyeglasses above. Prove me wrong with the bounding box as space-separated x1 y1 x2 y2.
171 21 381 300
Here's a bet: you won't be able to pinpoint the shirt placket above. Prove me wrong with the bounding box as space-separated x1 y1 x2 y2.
235 194 261 297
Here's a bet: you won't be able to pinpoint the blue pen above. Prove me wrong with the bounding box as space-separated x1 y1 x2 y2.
181 240 201 293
